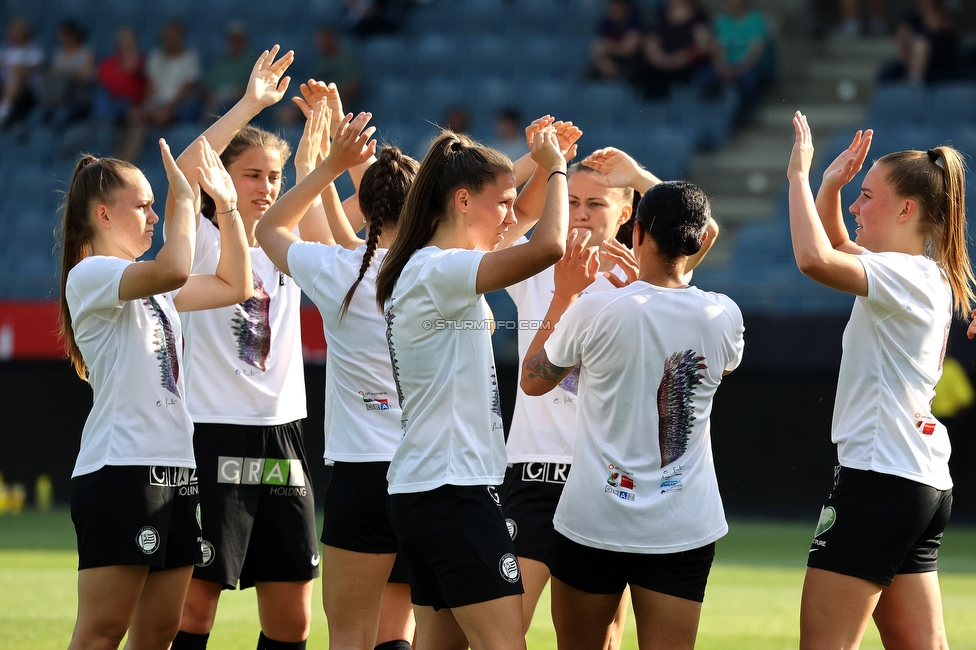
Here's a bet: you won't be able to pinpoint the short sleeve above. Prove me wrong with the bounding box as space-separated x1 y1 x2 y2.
722 299 745 373
418 249 486 320
860 253 917 316
544 296 595 369
287 240 340 301
67 257 131 322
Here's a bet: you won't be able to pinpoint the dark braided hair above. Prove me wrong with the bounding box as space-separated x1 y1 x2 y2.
341 146 418 316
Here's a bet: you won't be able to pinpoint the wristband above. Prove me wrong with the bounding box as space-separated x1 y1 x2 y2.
215 207 237 215
548 170 567 182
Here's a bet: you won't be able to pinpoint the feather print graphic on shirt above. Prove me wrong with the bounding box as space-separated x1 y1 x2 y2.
231 271 271 371
385 305 407 430
559 363 582 395
143 296 180 396
490 365 503 419
657 350 706 467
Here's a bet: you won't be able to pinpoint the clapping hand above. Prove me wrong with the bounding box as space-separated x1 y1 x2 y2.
244 45 293 109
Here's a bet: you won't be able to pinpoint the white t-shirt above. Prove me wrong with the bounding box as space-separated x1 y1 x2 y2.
546 282 744 553
385 247 506 493
288 241 401 461
181 218 306 425
66 256 195 477
832 252 953 490
506 261 624 464
146 48 199 107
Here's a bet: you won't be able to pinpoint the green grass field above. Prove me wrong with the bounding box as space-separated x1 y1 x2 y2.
1 512 974 649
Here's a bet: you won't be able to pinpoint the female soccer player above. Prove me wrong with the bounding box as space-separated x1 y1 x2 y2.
169 47 336 650
256 105 418 650
373 126 569 649
62 136 250 650
520 180 743 650
504 146 718 645
788 112 974 649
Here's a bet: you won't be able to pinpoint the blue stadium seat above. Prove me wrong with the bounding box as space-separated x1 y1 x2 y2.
371 78 418 124
413 33 462 77
929 83 976 128
866 83 928 129
356 37 411 79
417 77 470 124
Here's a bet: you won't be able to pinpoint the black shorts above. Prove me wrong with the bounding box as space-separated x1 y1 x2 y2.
70 465 202 571
807 465 952 586
192 420 319 589
320 460 409 584
502 462 570 562
547 532 715 603
389 484 524 610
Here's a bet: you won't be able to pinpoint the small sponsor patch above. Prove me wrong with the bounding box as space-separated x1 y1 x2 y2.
136 526 159 554
499 553 520 583
915 416 938 436
814 506 836 538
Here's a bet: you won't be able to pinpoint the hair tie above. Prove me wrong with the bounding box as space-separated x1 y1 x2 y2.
927 149 943 167
449 139 463 153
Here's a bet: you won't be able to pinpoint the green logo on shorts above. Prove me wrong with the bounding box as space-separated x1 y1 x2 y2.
814 506 836 537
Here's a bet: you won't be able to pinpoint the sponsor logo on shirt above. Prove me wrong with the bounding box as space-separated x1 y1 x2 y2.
521 462 569 484
605 464 636 501
915 413 938 436
149 466 198 496
659 464 685 494
216 457 308 497
359 390 391 411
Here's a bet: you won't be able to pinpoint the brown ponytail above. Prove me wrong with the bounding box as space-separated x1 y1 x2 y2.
375 130 513 309
58 155 140 379
879 146 974 317
340 146 418 316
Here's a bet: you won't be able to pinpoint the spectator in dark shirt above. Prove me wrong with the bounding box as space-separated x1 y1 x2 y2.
878 0 960 85
587 0 642 81
631 0 713 99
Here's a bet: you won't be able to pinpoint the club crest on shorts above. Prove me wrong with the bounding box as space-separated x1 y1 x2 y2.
505 518 518 540
197 540 215 567
814 506 836 537
136 526 159 554
499 553 520 583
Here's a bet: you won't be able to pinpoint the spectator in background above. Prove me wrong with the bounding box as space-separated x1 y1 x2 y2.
837 0 887 37
342 0 410 37
202 21 255 120
631 0 712 99
95 27 146 125
143 21 201 126
0 17 44 128
487 107 527 164
42 20 95 128
702 0 772 117
311 27 360 111
586 0 642 81
878 0 960 85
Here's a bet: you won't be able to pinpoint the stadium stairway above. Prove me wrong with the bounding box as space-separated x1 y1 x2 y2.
687 0 895 272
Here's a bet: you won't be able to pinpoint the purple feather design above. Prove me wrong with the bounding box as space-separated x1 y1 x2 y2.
657 350 706 467
143 296 180 396
558 363 581 395
231 271 271 371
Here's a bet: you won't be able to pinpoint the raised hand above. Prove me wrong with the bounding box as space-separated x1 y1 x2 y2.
553 121 582 163
244 45 294 109
525 115 554 148
195 137 237 212
295 100 331 176
581 147 643 189
600 238 639 288
788 111 815 181
821 129 873 192
554 228 599 299
325 112 377 173
161 138 194 201
294 80 345 139
529 126 565 172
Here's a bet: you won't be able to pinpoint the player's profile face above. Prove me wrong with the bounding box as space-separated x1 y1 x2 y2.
100 171 158 260
461 171 517 250
849 162 903 252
